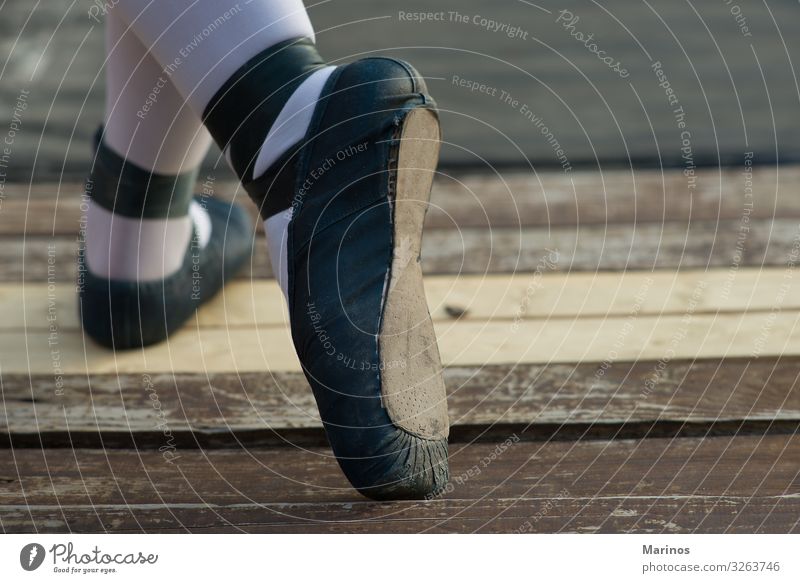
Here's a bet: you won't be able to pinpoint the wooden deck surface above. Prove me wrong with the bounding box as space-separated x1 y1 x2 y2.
2 166 800 533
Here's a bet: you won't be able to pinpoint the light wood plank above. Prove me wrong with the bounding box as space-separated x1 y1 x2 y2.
4 267 800 331
2 309 800 374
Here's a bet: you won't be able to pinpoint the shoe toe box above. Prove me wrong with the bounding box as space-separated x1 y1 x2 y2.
335 428 450 501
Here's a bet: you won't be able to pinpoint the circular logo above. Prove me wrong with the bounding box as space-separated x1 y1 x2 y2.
19 543 46 571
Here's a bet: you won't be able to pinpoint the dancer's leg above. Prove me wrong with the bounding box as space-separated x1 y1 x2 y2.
86 12 213 281
110 0 449 499
110 0 334 296
79 10 252 348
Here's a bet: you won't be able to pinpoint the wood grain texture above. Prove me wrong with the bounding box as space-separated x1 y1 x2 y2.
1 435 797 532
6 215 800 282
3 308 800 374
3 167 800 534
7 267 800 331
2 358 798 445
4 166 800 232
5 497 795 533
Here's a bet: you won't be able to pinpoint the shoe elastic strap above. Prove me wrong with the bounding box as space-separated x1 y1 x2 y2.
244 142 302 220
201 36 325 186
88 134 198 219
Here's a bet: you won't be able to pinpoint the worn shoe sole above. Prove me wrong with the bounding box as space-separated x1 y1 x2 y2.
286 57 450 500
380 107 449 443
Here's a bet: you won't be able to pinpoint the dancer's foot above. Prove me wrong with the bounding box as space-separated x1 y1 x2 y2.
198 37 450 499
273 57 450 499
78 135 253 349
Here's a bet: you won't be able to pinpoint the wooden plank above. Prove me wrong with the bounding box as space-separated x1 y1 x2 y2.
2 358 799 443
422 218 800 275
6 216 800 282
4 497 795 533
425 166 796 229
1 435 797 532
12 268 800 331
0 187 259 236
0 236 274 282
3 308 800 374
4 166 800 234
6 267 800 331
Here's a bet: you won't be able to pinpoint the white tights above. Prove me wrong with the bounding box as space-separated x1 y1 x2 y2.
88 1 333 293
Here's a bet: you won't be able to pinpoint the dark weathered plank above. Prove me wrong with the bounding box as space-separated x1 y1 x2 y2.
1 435 797 532
3 166 798 234
3 497 798 533
0 236 274 282
427 166 797 229
6 216 800 281
0 189 259 236
3 359 799 446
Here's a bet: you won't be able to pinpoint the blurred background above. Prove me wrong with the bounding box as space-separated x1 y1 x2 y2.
2 0 799 181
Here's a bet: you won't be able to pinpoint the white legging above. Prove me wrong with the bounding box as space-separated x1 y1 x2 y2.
104 0 316 172
104 11 211 175
90 0 326 284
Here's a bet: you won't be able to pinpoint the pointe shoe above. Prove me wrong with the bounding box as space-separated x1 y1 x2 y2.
78 139 253 349
263 57 450 499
